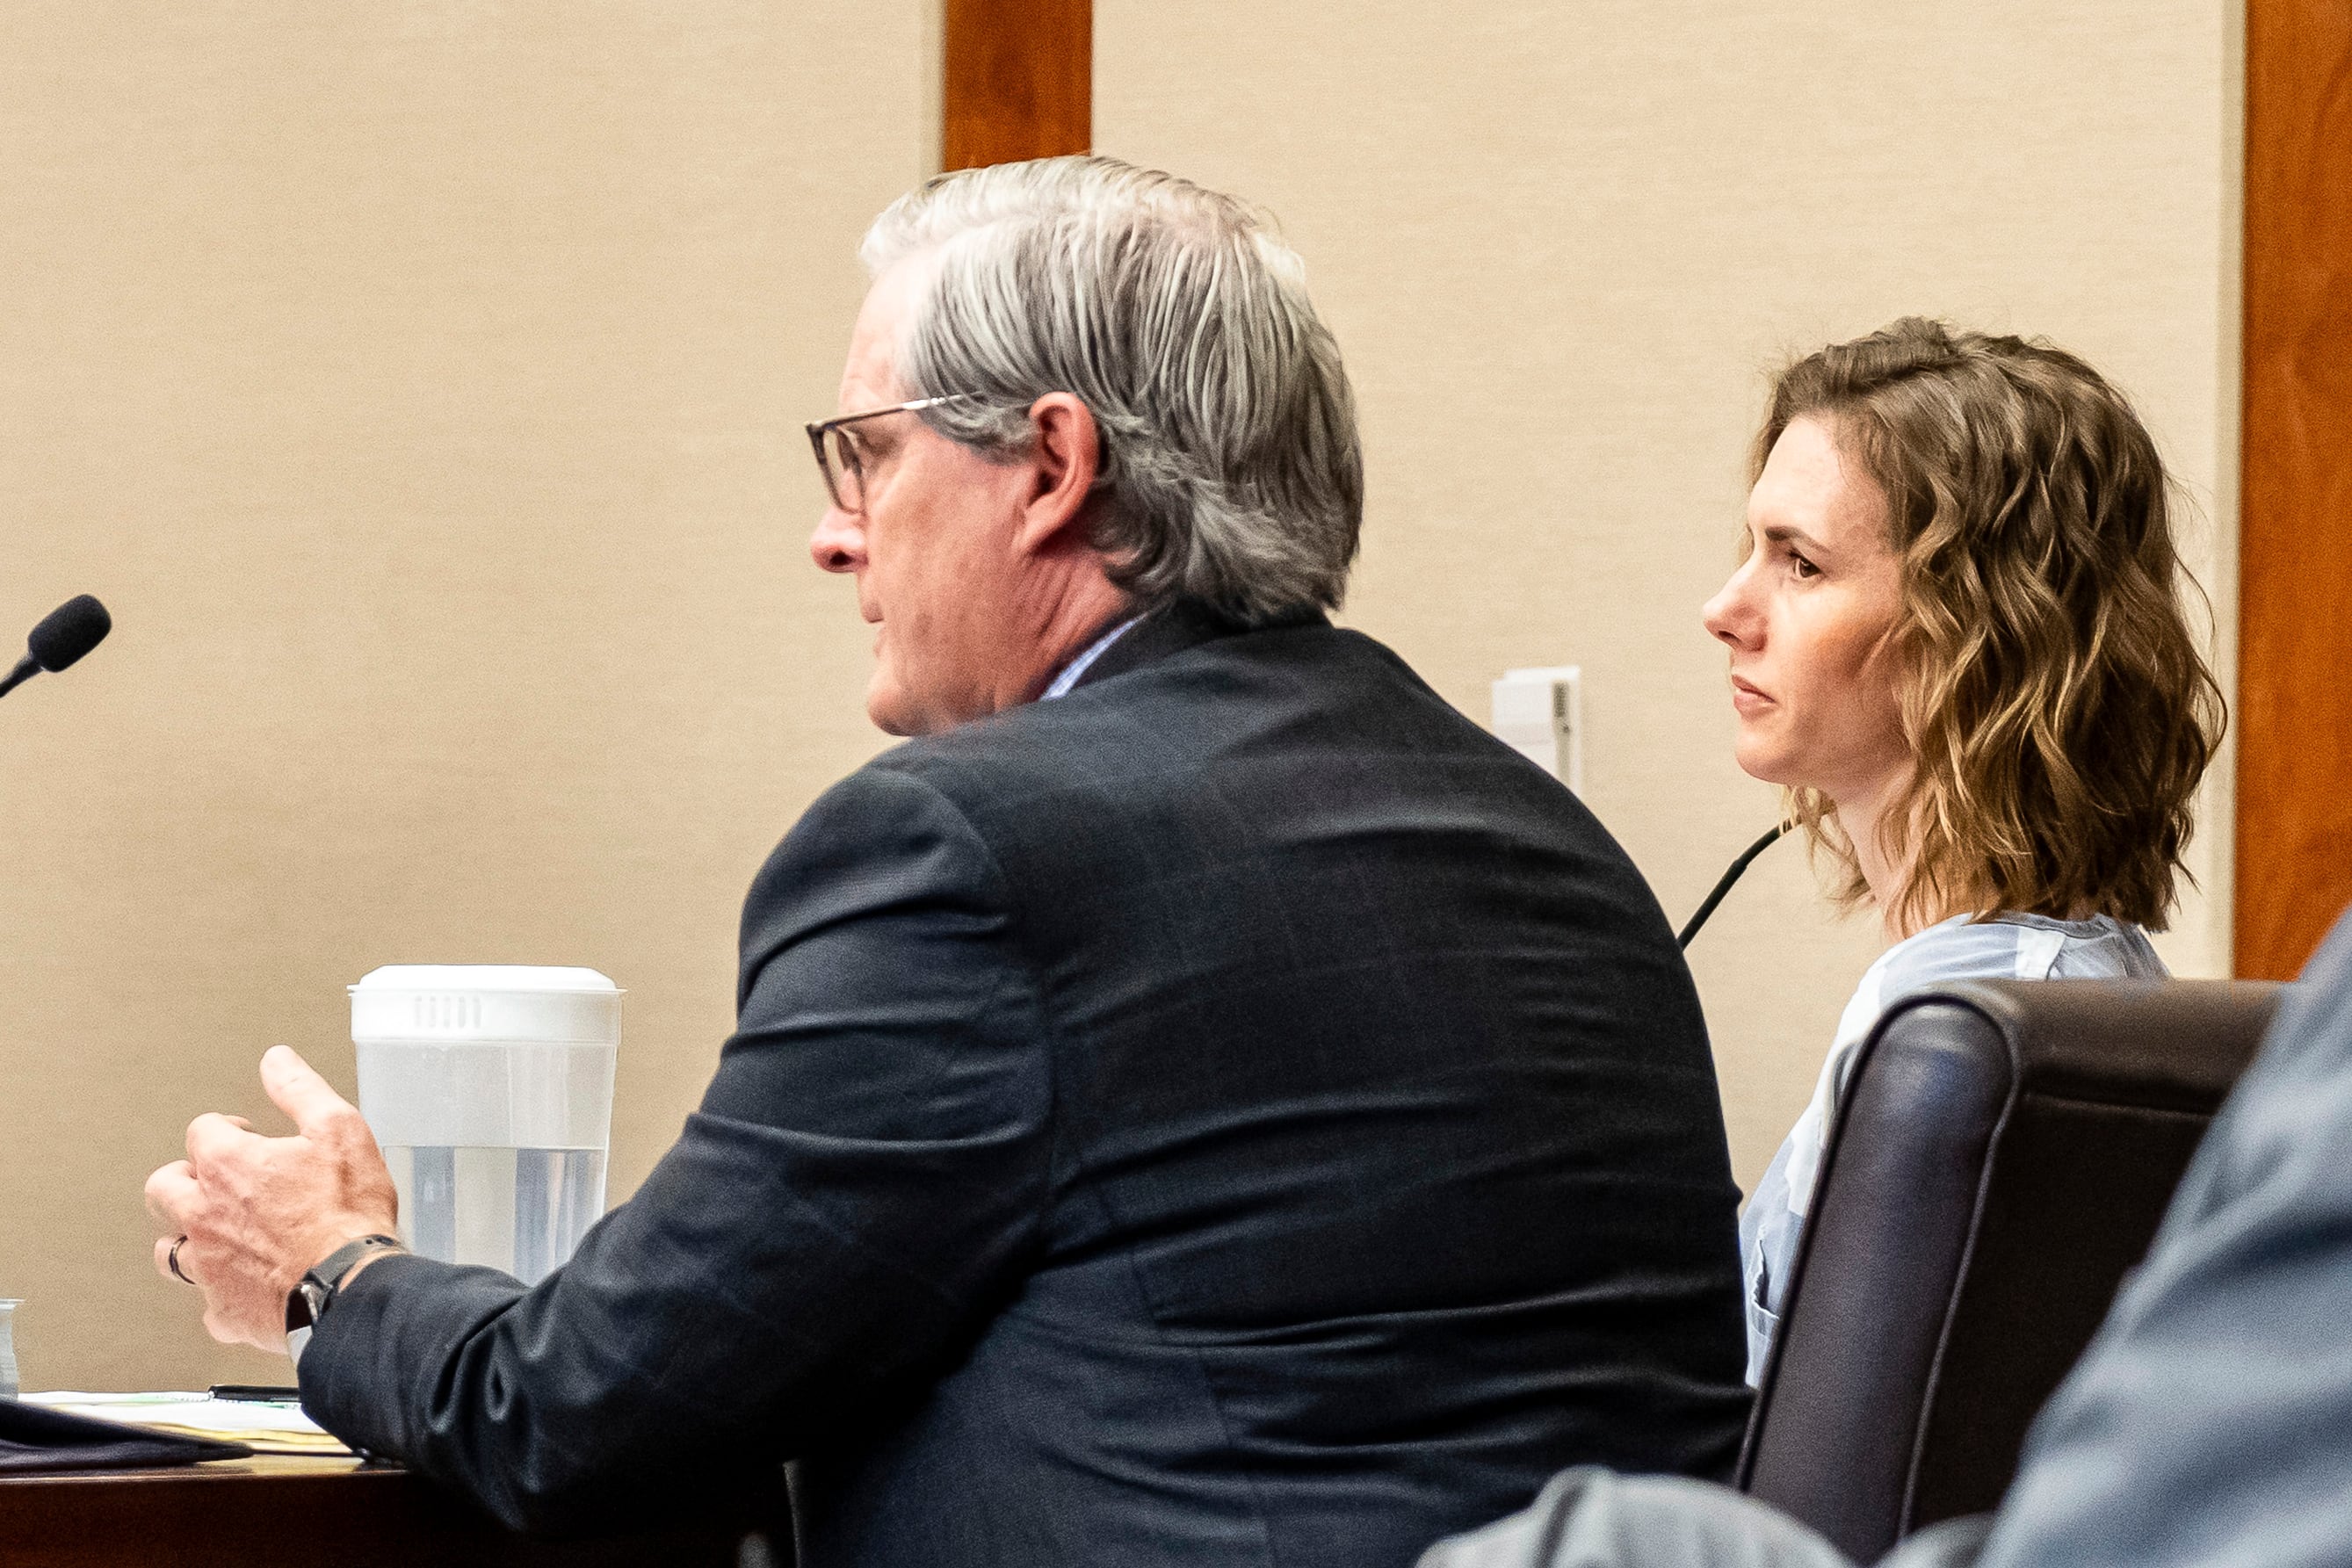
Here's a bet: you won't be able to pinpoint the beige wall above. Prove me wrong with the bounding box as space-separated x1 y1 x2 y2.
0 3 926 1390
1096 1 2242 1186
0 4 2240 1392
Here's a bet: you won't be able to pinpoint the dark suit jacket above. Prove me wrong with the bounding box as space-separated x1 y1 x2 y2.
301 603 1752 1566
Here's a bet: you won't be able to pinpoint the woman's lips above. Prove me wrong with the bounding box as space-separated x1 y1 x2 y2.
1730 676 1772 715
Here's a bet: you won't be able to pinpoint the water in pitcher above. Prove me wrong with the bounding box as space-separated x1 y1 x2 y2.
383 1145 607 1285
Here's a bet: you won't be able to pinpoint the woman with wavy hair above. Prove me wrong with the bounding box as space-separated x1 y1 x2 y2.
1700 318 2225 1381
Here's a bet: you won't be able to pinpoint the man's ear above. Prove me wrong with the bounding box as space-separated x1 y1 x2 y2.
1015 393 1103 556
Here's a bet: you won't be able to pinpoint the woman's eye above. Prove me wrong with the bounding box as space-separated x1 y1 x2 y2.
1789 553 1820 580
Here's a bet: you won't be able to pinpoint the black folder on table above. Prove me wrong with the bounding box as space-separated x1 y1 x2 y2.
0 1397 251 1473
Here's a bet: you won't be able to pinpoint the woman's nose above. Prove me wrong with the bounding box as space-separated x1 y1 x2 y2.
808 505 865 574
1702 565 1760 651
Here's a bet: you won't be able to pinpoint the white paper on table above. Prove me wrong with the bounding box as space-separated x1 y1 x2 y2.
22 1391 351 1455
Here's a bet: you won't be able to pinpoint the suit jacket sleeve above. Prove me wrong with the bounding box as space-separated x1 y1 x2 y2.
297 764 1054 1533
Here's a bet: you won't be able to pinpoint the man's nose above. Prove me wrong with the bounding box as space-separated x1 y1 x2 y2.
809 505 865 575
1701 563 1760 651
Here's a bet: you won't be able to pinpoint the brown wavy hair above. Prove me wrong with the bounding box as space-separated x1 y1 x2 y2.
1755 318 2224 933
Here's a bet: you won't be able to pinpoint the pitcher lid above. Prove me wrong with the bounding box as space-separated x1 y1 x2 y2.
350 965 619 994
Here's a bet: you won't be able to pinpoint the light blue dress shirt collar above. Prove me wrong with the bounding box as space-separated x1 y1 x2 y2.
1040 616 1143 701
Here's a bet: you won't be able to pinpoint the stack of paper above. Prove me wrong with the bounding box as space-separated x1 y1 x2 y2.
22 1391 352 1456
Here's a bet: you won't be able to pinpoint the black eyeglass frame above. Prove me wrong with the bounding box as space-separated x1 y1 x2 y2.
806 394 982 514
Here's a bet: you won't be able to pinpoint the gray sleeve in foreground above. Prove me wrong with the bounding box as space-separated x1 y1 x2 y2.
1415 1468 1988 1568
1977 909 2352 1568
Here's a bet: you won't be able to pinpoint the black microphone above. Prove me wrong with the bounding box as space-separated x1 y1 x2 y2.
1677 821 1789 950
0 595 112 703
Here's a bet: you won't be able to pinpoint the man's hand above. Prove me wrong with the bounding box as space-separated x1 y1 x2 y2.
144 1046 401 1354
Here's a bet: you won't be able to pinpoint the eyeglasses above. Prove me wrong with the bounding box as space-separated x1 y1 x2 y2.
806 394 981 514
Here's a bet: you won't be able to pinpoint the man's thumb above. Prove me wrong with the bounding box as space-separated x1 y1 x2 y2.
260 1045 361 1139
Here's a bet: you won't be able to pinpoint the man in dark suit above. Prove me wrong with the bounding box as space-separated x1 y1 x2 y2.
147 155 1750 1566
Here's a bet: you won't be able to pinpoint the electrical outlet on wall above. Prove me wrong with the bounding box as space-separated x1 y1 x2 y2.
1491 666 1582 793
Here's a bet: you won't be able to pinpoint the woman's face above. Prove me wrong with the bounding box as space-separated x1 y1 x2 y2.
1701 415 1910 806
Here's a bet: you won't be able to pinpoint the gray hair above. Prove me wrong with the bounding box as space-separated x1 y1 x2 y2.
859 155 1363 623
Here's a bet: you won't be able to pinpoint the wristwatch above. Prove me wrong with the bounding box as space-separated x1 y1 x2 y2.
285 1234 404 1367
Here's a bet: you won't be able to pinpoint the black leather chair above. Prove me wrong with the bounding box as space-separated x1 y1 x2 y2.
1736 979 2283 1563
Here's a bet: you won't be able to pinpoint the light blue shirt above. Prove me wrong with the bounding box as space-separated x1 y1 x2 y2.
1040 617 1142 701
1739 913 2167 1384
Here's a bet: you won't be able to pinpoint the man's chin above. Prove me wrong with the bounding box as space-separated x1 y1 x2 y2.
865 674 934 738
866 690 917 738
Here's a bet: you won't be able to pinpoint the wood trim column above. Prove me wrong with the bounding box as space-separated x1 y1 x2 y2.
942 0 1090 171
2236 0 2352 979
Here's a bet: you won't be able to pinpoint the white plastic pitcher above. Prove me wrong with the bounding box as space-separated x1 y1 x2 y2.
0 1299 18 1402
351 966 621 1285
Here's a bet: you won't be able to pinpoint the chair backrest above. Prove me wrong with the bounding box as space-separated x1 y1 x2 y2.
1736 978 2282 1563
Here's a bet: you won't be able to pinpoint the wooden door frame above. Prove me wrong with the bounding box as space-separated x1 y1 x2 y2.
2237 0 2352 979
941 0 1089 171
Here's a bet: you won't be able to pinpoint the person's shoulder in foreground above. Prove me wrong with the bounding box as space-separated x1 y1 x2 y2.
1965 903 2352 1568
748 596 1755 1565
1417 902 2352 1568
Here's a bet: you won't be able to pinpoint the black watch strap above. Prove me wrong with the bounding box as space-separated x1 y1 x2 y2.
285 1233 404 1358
308 1234 405 1298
